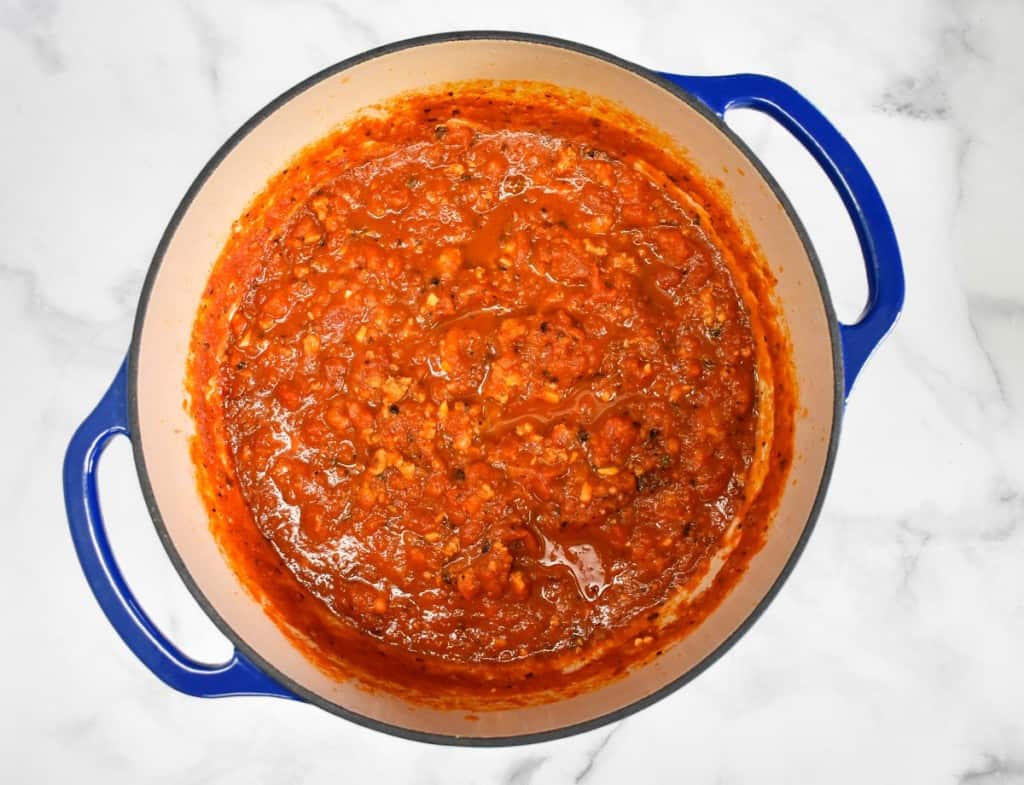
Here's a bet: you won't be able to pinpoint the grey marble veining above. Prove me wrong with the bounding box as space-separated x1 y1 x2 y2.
2 0 1022 782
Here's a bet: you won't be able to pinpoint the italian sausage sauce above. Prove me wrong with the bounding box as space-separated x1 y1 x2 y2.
189 85 795 703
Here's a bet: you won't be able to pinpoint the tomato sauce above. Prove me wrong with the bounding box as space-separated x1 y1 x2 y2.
188 83 795 705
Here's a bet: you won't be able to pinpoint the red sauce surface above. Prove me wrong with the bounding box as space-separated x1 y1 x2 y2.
188 84 795 705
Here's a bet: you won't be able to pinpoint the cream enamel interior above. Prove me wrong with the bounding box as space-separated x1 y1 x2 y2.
133 37 837 739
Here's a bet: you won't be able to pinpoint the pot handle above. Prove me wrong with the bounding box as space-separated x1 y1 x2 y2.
63 358 296 699
659 72 905 395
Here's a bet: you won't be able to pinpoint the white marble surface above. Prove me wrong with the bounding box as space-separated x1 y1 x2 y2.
2 0 1022 781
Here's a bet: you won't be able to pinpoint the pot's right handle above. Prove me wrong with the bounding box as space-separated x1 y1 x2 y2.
63 358 296 700
659 72 905 396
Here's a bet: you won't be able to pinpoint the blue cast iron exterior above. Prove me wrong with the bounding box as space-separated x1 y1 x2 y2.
62 32 904 746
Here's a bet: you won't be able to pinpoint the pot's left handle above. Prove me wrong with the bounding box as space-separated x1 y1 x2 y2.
63 358 296 699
